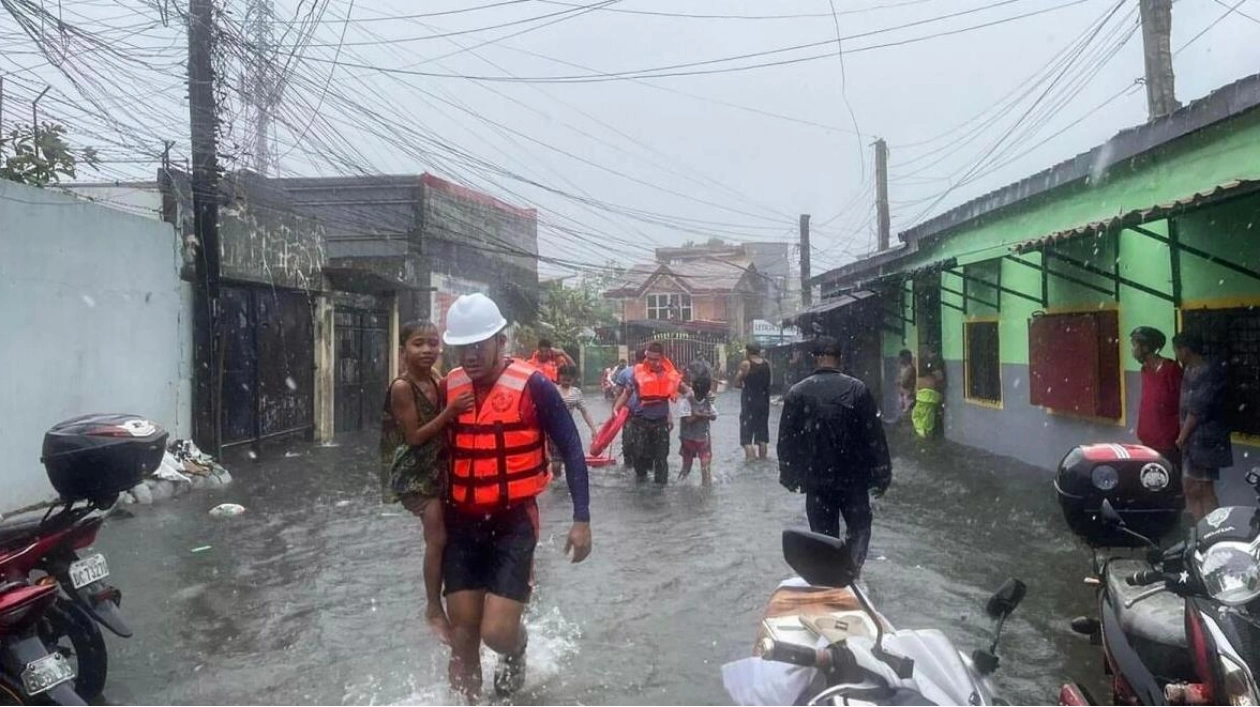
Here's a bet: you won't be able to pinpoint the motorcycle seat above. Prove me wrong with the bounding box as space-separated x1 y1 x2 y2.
0 516 46 550
1106 559 1193 680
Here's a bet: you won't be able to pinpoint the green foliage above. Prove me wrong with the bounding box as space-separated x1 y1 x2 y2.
0 123 99 187
534 276 619 350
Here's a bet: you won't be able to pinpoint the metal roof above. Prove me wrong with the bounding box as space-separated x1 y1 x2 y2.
899 73 1260 246
1011 179 1260 253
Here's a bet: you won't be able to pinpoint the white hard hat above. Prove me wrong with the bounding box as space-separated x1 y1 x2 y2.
443 293 508 346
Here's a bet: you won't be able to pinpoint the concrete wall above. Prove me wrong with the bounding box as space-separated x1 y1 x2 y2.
935 360 1259 506
420 176 539 325
1 180 192 511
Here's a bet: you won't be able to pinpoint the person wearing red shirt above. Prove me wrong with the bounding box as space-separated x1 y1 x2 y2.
1131 327 1183 466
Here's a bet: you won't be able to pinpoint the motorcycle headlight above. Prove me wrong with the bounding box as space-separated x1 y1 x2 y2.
1200 543 1260 606
1220 653 1259 706
1091 465 1119 491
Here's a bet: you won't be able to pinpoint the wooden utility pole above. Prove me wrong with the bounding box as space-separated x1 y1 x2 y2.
189 0 223 455
1139 0 1179 119
799 214 812 308
874 138 891 252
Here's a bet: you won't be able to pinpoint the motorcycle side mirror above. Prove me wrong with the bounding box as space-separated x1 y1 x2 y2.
782 529 858 589
975 577 1026 676
985 578 1027 620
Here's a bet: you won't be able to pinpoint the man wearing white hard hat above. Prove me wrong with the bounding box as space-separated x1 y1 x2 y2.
438 293 593 699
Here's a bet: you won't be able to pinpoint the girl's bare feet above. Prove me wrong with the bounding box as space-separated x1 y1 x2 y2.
426 603 452 645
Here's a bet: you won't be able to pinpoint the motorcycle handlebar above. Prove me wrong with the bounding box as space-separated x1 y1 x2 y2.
1125 570 1162 587
759 639 830 668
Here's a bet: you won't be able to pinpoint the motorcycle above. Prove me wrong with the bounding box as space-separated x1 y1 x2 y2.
1059 470 1260 706
723 529 1026 706
0 414 166 703
0 500 129 700
0 579 84 705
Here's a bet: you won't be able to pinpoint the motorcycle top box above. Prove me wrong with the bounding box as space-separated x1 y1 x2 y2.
41 414 167 506
1055 443 1184 547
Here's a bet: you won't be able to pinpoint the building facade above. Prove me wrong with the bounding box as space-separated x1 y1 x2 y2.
808 74 1260 502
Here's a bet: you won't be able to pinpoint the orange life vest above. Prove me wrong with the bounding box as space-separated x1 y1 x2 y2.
447 360 551 508
633 358 682 405
527 352 561 382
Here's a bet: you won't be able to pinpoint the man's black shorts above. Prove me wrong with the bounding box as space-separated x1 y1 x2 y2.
443 499 539 603
740 405 771 446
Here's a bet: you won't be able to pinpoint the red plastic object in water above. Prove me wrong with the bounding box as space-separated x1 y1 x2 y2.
589 407 630 457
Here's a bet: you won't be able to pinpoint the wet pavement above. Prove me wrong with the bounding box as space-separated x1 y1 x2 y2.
94 391 1109 705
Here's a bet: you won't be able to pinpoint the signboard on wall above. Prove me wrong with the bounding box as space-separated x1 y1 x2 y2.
751 319 801 344
430 272 489 331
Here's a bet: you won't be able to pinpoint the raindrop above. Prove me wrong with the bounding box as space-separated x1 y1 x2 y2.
247 450 258 459
285 376 297 391
1219 279 1226 286
81 295 96 308
1012 378 1022 389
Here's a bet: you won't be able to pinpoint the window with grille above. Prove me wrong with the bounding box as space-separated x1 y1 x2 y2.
965 321 1002 403
647 293 692 321
1181 306 1260 437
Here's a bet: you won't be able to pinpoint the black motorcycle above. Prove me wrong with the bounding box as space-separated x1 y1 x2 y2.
1060 470 1260 705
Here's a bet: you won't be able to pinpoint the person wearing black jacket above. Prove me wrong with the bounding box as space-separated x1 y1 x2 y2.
777 336 891 570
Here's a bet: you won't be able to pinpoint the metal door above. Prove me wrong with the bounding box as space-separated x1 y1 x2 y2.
335 308 390 433
220 285 315 447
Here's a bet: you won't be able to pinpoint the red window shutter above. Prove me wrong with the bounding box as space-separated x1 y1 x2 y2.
1094 310 1122 419
1028 311 1122 419
1029 314 1100 415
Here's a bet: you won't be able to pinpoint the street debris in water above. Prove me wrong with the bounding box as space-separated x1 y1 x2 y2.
208 503 246 518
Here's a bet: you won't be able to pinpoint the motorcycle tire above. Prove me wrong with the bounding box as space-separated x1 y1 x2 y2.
38 598 108 701
0 679 23 705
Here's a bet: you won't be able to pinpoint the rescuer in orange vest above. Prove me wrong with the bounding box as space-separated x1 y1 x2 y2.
613 341 688 484
439 293 592 700
526 337 575 383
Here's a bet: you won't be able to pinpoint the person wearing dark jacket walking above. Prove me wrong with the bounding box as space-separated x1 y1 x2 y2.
777 336 891 571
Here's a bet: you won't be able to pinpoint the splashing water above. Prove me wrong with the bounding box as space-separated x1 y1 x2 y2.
386 606 582 706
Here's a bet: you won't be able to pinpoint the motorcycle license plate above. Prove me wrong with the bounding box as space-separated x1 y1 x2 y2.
21 653 74 695
69 553 109 590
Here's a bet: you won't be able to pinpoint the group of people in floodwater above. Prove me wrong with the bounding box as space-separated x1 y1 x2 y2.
378 293 892 702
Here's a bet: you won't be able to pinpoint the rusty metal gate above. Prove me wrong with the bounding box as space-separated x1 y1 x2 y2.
220 285 315 447
627 332 725 374
334 307 390 434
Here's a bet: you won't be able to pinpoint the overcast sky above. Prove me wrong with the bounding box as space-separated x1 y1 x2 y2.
3 0 1257 278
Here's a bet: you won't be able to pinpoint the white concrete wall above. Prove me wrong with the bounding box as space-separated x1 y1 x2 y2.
1 180 192 512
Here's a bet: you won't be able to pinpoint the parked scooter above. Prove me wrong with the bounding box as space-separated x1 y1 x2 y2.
0 414 167 702
723 529 1026 706
1056 443 1260 705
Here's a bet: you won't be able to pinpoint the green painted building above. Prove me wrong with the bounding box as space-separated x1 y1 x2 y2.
808 73 1260 501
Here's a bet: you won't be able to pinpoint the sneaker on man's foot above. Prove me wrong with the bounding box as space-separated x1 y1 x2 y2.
493 639 527 696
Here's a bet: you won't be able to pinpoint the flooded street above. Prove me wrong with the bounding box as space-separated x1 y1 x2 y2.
95 391 1104 705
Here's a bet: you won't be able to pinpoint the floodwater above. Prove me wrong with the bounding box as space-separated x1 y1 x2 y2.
95 391 1107 705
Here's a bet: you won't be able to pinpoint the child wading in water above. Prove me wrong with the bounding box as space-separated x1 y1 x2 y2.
380 321 474 644
552 364 598 479
677 376 718 484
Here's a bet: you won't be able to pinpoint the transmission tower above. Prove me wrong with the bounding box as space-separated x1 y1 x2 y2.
243 0 278 175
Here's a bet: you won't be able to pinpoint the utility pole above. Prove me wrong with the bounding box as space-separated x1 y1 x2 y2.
874 138 891 252
799 214 812 308
189 0 223 455
1139 0 1179 120
245 0 277 174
